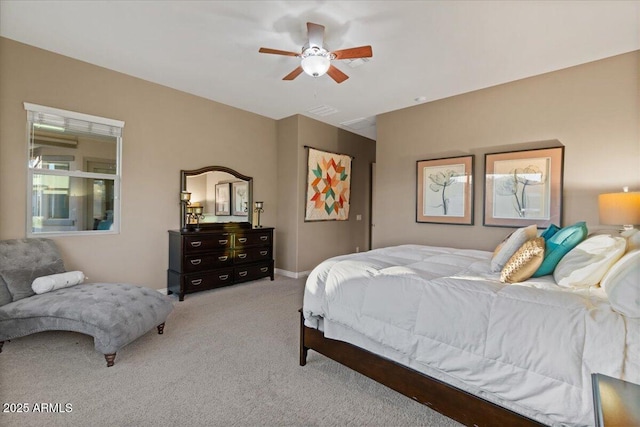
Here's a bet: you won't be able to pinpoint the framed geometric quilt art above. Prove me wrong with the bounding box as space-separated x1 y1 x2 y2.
305 148 352 221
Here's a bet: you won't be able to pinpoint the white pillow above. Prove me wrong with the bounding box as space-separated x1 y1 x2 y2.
490 224 538 272
32 271 85 294
622 228 640 251
600 250 640 318
553 234 626 288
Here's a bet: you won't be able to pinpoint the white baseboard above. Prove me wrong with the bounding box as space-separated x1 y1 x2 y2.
156 288 168 295
275 268 311 279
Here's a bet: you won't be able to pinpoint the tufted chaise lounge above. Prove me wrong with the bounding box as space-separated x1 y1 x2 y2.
0 238 174 366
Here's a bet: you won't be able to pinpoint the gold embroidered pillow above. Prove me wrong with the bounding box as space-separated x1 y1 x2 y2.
500 237 545 283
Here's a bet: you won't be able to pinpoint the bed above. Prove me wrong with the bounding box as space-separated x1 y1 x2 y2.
300 242 640 427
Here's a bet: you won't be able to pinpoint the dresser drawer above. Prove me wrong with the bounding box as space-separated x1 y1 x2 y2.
233 247 272 264
184 268 234 292
234 262 272 283
184 234 231 253
184 251 232 272
234 231 271 247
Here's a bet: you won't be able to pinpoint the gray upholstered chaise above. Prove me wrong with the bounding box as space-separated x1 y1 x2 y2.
0 238 174 366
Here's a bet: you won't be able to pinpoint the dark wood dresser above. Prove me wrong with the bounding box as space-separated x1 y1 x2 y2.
167 227 274 301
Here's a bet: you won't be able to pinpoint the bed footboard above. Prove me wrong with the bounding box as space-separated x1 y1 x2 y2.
299 310 545 427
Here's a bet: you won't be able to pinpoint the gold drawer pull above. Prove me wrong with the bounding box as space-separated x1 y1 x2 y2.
260 250 268 256
218 255 228 261
190 279 202 286
239 271 248 277
260 267 269 273
238 237 247 243
260 236 268 241
218 239 228 245
190 259 202 265
238 253 247 259
219 274 229 280
190 241 202 247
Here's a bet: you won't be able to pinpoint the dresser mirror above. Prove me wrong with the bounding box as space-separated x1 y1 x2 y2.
180 166 253 230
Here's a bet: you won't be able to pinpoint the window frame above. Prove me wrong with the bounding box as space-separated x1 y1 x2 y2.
24 103 124 237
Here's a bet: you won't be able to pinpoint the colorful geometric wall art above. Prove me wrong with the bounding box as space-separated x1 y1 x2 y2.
305 148 352 221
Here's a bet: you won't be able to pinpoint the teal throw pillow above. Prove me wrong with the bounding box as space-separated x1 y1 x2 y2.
540 224 560 240
532 221 588 277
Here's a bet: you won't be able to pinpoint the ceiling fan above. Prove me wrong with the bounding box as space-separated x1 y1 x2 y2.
259 22 373 84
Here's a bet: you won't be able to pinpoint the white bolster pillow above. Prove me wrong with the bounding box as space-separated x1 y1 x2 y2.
32 271 85 294
601 250 640 318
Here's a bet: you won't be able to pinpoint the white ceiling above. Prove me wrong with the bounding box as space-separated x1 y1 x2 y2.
1 1 638 140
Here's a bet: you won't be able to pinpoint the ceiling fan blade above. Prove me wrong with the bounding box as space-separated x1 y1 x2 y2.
259 47 300 57
283 66 304 81
327 65 349 84
307 22 325 48
332 45 373 60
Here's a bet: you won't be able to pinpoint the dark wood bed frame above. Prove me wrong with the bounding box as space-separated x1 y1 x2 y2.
299 310 547 427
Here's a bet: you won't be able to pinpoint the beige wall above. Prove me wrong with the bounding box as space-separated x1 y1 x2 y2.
374 51 640 251
276 115 376 273
0 38 278 290
275 116 300 272
3 36 635 285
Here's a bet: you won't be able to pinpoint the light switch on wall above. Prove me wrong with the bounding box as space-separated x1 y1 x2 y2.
356 214 362 221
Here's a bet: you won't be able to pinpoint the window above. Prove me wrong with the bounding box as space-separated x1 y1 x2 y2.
25 103 124 235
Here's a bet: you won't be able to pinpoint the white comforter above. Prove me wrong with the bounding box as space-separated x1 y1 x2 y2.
303 245 639 427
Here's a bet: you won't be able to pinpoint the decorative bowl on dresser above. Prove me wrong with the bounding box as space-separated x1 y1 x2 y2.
167 225 274 301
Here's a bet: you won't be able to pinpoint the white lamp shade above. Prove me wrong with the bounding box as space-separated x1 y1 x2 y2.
598 191 640 227
301 55 330 77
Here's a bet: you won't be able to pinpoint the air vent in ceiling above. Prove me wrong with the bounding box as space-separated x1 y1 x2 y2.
340 116 376 131
306 105 339 117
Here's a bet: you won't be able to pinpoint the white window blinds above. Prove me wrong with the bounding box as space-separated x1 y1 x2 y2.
24 103 124 137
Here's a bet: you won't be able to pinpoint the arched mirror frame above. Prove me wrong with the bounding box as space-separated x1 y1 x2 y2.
180 166 253 231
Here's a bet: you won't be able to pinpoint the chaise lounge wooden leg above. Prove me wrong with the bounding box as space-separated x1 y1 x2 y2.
102 324 165 367
0 341 4 353
104 353 116 367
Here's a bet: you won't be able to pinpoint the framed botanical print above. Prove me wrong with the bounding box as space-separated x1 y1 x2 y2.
484 146 564 228
214 183 231 216
416 155 474 225
232 181 249 216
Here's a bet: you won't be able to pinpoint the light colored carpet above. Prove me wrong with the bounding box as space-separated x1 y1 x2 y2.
0 276 462 427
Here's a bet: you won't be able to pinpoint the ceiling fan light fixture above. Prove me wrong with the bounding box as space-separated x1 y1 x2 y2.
259 22 371 83
301 54 330 77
